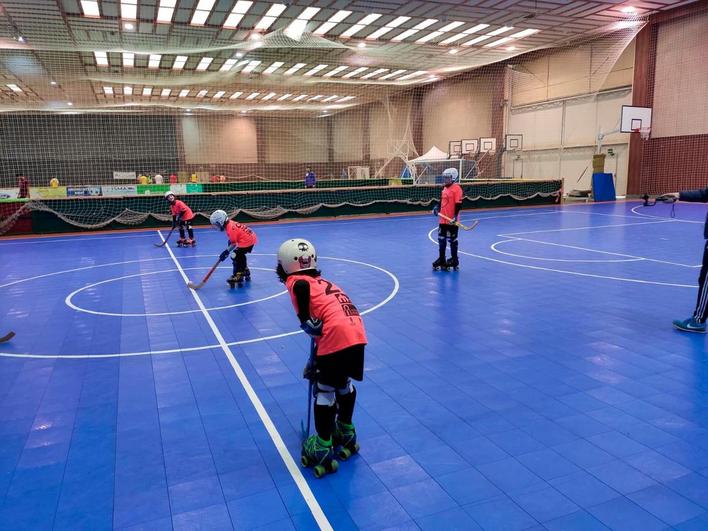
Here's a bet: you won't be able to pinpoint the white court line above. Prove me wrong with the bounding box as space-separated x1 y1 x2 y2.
499 219 675 237
161 232 334 531
630 204 704 223
426 227 696 288
491 239 641 264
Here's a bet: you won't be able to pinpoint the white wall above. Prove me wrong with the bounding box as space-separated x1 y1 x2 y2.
181 115 257 164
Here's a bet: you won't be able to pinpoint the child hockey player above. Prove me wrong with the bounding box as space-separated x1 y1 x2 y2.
209 210 257 288
277 238 367 477
165 191 196 247
432 167 464 271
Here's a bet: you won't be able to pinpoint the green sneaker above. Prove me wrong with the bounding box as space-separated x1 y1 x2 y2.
673 317 706 333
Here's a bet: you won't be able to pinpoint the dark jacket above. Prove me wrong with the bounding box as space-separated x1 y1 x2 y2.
679 187 708 239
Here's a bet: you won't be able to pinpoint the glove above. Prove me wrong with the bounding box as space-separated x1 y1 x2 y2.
219 249 230 262
303 357 317 380
300 318 323 337
432 205 439 216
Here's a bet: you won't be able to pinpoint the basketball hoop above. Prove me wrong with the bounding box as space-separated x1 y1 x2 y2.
632 126 651 140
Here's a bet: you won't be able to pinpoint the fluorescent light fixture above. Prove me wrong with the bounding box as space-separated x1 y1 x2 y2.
191 0 216 25
323 66 348 77
414 19 438 30
157 0 177 23
309 95 323 101
438 21 465 32
262 92 276 100
196 57 213 71
285 7 320 39
397 70 427 80
124 86 133 95
378 69 406 80
148 54 162 68
449 48 458 54
173 55 188 70
360 68 388 79
297 7 320 20
94 51 109 66
342 67 367 78
224 0 253 28
67 102 73 106
366 16 410 40
462 35 492 46
485 37 514 47
439 23 489 45
161 88 171 97
255 4 287 31
336 96 356 102
416 31 443 43
142 87 152 96
246 92 260 100
179 89 190 97
242 60 261 73
510 28 539 38
81 1 100 17
213 91 225 99
340 13 381 38
123 52 135 67
292 94 308 101
277 93 292 101
123 22 135 30
487 26 513 36
263 61 284 74
304 64 327 76
284 63 306 75
196 90 208 97
50 81 58 86
220 58 238 71
322 95 339 102
7 84 22 92
121 0 137 20
229 91 243 99
391 29 418 42
103 86 113 95
621 5 637 12
314 10 351 35
507 46 516 51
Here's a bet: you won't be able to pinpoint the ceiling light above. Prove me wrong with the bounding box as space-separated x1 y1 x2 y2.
361 68 388 79
336 96 356 102
378 69 406 80
255 3 287 31
67 102 73 106
148 54 162 68
157 0 176 23
357 42 366 49
213 91 225 99
284 63 307 75
507 46 516 51
304 64 328 76
191 0 216 25
161 88 171 97
80 1 100 17
242 60 261 73
321 95 339 102
367 16 410 40
50 81 58 86
292 94 308 101
510 28 539 39
124 86 133 95
485 37 514 47
230 91 243 99
7 84 22 93
172 55 188 70
340 13 382 38
449 48 458 54
262 92 276 100
309 95 323 101
236 52 244 58
277 93 292 101
123 52 135 67
487 26 514 36
391 29 418 42
342 67 367 79
196 57 213 71
17 36 26 43
263 61 284 74
246 92 260 100
438 21 465 32
397 70 427 80
323 66 348 77
196 90 208 98
621 5 637 12
313 9 352 36
179 89 190 97
462 35 492 46
123 22 134 30
439 24 490 45
416 31 443 43
241 110 248 114
94 51 109 66
224 0 253 28
220 58 238 71
121 0 137 20
103 86 113 95
142 87 152 96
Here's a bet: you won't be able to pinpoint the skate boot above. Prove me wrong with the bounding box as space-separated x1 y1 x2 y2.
432 258 448 271
301 435 338 478
186 238 196 247
333 420 359 460
446 257 459 271
227 272 244 289
243 268 251 282
176 238 186 247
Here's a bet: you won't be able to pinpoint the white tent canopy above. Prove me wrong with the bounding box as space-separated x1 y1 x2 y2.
409 146 449 162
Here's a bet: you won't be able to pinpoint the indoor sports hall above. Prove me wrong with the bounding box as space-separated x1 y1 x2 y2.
1 1 708 530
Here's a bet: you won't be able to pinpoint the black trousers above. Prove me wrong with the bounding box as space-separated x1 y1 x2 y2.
693 241 708 322
232 245 253 274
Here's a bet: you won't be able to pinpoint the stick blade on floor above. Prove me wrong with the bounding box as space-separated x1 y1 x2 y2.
0 331 15 343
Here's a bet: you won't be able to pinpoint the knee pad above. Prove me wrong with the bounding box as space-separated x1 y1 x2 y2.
315 383 336 406
336 379 354 396
447 234 457 244
185 221 192 230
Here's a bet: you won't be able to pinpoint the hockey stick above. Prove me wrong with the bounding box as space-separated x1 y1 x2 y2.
642 194 677 218
154 226 176 247
187 245 234 290
0 331 15 344
300 338 317 441
437 212 479 231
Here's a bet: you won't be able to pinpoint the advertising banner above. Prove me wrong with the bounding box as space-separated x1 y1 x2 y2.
67 186 102 197
0 188 20 200
113 171 137 180
30 186 68 199
102 184 138 197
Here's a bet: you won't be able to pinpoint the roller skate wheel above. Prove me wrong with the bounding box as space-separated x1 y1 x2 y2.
313 465 326 478
301 455 310 467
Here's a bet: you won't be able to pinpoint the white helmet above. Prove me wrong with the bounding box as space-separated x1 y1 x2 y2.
164 191 175 200
442 167 459 183
210 209 228 230
278 239 317 275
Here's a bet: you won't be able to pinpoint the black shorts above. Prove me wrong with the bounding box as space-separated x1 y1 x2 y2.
316 344 365 389
438 224 459 239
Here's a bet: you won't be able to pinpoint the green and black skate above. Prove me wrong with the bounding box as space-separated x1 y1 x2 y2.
333 420 360 460
301 435 338 478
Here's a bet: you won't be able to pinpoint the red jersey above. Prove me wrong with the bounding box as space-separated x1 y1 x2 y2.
170 199 194 221
440 183 463 224
286 274 367 356
225 220 257 248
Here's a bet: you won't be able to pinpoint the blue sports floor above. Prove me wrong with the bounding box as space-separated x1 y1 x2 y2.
2 200 708 530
